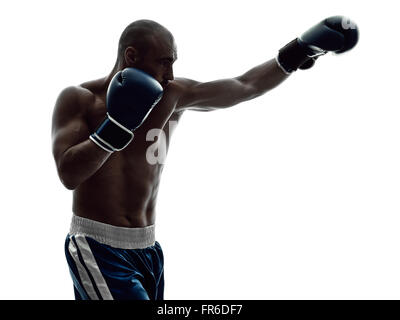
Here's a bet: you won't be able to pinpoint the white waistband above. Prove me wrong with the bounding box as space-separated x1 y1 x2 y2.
69 215 156 249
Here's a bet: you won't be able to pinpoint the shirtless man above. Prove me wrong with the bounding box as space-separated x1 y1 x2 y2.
52 17 358 300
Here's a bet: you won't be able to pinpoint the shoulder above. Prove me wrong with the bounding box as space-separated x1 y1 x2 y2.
166 77 201 111
52 85 97 136
170 77 200 91
54 85 95 118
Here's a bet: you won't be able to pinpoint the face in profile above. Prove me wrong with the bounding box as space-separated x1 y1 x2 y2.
128 34 177 89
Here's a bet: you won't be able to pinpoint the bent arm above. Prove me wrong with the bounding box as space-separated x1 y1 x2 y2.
51 86 111 190
176 58 289 111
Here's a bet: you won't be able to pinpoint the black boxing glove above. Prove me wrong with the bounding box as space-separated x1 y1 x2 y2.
277 16 359 74
90 68 163 152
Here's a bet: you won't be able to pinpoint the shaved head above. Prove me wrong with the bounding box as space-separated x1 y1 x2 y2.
114 19 177 87
117 19 173 61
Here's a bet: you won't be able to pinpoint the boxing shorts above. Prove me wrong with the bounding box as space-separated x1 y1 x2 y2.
64 215 164 300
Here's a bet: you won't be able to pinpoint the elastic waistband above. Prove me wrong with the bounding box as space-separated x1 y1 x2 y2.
69 215 155 249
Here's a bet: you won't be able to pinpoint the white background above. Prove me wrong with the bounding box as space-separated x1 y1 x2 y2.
0 0 399 299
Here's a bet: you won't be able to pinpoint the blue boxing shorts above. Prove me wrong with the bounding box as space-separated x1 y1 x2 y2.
64 215 164 300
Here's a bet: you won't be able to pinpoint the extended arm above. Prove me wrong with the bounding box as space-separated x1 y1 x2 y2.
176 16 358 112
176 58 288 111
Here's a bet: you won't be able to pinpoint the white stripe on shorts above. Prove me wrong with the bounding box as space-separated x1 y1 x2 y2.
68 237 99 300
74 235 114 300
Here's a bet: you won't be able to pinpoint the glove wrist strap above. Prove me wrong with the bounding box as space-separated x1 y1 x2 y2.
90 114 134 152
277 38 314 73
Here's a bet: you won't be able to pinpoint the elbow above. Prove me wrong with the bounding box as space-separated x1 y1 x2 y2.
62 178 78 191
58 170 78 190
236 77 264 102
56 158 79 190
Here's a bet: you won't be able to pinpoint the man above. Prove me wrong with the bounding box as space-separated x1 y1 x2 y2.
52 17 358 300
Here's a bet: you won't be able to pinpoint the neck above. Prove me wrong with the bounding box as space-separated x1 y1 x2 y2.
103 59 122 88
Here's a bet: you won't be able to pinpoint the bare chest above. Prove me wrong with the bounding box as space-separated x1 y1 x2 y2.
87 90 182 174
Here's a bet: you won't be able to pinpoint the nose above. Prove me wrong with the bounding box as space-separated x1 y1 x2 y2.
165 66 174 81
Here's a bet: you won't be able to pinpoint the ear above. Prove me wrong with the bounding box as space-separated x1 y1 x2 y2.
124 47 138 66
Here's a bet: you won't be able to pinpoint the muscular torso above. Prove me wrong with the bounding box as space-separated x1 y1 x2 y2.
73 78 183 227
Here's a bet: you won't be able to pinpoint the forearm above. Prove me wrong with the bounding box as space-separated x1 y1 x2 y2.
57 139 111 189
238 58 290 97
